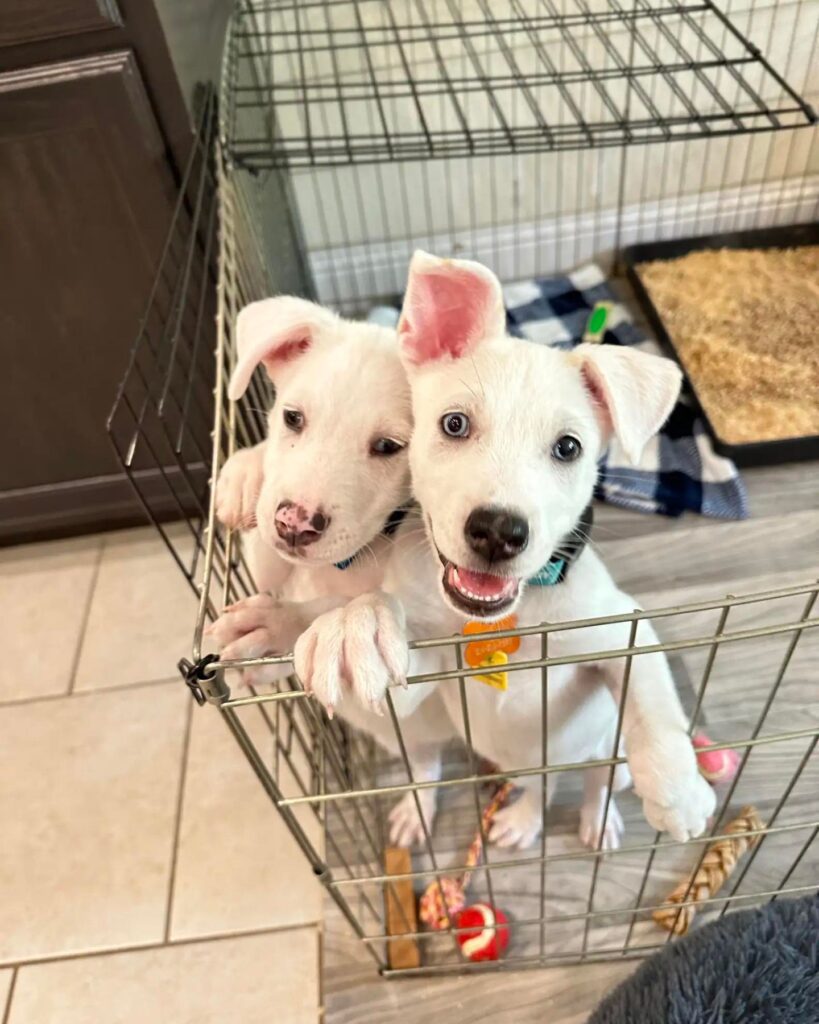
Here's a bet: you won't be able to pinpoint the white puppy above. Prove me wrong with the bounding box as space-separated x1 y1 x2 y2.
214 296 411 615
209 295 452 844
295 252 716 851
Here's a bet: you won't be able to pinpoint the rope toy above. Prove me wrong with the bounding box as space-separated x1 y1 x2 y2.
419 781 514 961
653 804 764 935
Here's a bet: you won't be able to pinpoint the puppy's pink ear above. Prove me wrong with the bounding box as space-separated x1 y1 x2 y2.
577 343 682 464
398 250 506 365
228 297 336 400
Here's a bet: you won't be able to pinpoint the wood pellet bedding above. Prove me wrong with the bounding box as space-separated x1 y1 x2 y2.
638 246 819 445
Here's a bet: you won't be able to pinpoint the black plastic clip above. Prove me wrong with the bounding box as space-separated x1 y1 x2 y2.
178 654 220 706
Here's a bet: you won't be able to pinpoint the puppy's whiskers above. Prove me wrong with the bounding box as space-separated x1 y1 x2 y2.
468 352 487 401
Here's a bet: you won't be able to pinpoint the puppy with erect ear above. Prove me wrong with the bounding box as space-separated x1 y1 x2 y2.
397 250 682 621
298 251 715 854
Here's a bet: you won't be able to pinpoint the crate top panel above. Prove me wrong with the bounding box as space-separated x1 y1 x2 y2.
221 0 817 169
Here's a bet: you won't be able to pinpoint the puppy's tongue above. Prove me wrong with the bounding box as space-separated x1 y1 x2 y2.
449 564 517 600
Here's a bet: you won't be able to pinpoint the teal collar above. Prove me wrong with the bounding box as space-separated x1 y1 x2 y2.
527 503 593 587
529 558 566 586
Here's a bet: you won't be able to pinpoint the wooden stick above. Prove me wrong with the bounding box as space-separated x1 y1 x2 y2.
384 846 420 969
653 805 764 936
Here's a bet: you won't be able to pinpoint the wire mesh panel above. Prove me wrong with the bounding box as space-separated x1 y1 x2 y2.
224 0 815 164
108 90 224 593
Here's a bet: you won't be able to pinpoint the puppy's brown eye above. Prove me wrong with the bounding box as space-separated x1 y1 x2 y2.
552 435 582 462
370 437 405 457
441 412 470 438
283 408 304 432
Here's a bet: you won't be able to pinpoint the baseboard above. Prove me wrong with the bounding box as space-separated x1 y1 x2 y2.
309 175 818 309
0 464 209 546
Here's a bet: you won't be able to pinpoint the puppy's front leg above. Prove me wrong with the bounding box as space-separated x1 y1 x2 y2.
208 593 346 687
215 443 265 531
388 746 442 847
215 443 294 596
488 775 553 851
294 591 425 719
600 617 715 842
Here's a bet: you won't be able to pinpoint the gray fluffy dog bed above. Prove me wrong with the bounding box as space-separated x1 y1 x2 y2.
589 895 819 1023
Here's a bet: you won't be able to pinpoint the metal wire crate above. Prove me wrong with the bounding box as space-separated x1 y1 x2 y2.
223 0 815 165
160 148 816 978
110 1 819 982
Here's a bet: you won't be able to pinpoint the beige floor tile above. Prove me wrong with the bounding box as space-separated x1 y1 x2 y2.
0 686 187 964
170 702 321 941
0 535 102 702
73 526 198 691
8 928 318 1024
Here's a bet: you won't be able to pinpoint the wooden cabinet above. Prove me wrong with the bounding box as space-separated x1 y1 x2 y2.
0 1 197 542
0 51 176 489
0 1 122 47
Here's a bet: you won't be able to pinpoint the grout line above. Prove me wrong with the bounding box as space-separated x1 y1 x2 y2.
0 676 180 711
163 697 195 943
66 539 106 696
1 967 17 1024
0 922 322 973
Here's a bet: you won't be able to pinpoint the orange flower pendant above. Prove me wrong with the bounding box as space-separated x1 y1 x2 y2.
463 616 520 691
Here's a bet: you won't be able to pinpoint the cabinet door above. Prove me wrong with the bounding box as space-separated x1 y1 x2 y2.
0 50 176 491
0 1 122 48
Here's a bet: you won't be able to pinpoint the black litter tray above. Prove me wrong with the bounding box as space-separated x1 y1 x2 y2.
623 222 819 468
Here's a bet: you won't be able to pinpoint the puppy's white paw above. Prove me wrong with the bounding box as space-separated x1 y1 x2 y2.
206 593 304 688
640 776 716 842
293 592 408 716
579 796 624 852
215 447 264 530
630 732 716 842
488 789 542 850
388 790 437 848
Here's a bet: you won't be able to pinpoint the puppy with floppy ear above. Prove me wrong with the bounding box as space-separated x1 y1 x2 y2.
298 252 714 851
208 294 453 845
213 294 413 606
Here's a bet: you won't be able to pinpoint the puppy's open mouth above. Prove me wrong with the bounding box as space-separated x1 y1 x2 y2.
439 556 521 618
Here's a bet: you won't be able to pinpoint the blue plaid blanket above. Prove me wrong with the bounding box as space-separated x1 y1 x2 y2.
370 263 747 520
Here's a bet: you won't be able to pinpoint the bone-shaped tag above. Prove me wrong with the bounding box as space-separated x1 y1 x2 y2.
474 650 509 691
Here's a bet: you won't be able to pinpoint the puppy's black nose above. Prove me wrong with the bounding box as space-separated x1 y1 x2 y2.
464 506 529 562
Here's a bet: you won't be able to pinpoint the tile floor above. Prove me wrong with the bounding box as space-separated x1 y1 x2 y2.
4 465 815 1024
0 527 321 1024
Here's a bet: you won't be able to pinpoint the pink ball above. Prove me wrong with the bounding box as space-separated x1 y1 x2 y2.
456 903 510 962
693 733 740 784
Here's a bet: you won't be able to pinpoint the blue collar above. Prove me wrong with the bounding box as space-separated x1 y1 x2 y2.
334 506 411 571
527 503 594 587
528 558 566 587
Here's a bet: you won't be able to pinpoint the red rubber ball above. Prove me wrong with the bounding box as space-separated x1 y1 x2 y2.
455 903 510 962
